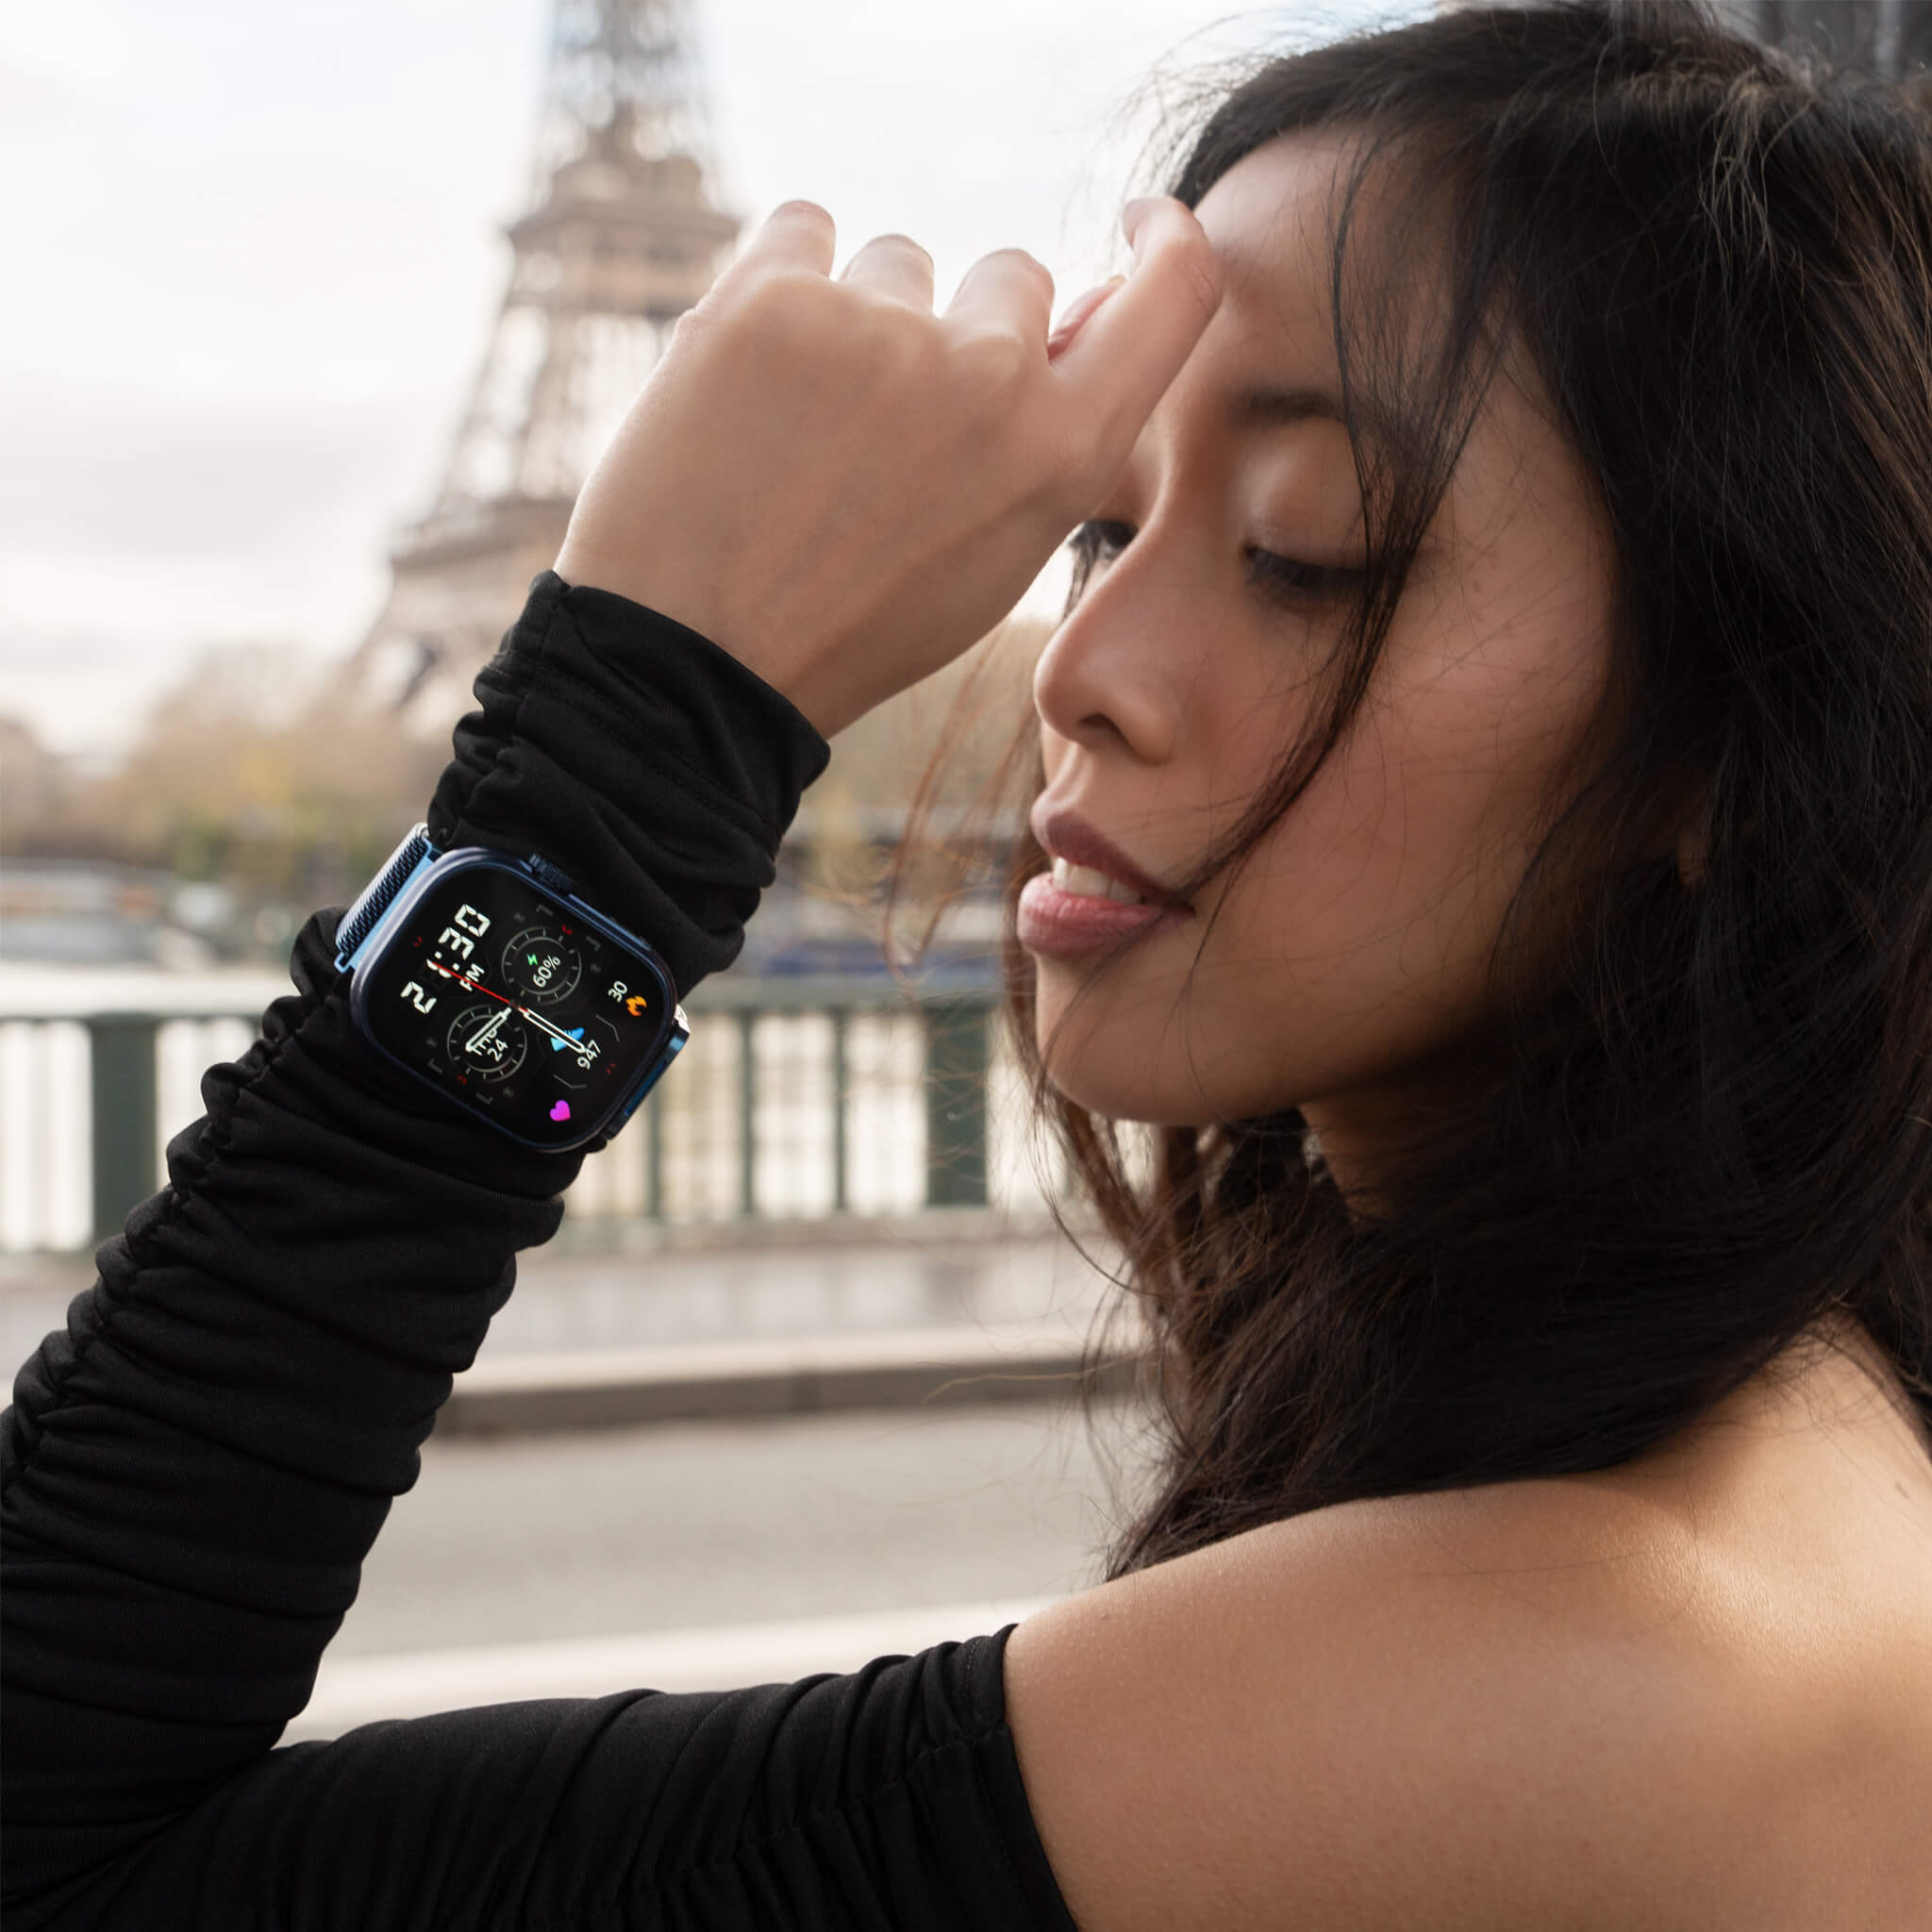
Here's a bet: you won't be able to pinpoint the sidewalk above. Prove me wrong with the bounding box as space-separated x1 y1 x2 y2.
1 1212 1135 1430
299 1393 1140 1735
5 1227 1146 1740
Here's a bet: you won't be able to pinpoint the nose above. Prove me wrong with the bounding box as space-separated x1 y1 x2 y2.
1031 525 1191 766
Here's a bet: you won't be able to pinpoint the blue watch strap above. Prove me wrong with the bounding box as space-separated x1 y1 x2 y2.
334 824 441 973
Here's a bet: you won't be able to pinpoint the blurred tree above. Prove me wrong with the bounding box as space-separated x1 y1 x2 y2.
0 716 68 838
5 643 443 917
4 608 1050 964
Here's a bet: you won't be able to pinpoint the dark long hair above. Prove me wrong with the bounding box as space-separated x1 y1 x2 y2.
898 0 1932 1575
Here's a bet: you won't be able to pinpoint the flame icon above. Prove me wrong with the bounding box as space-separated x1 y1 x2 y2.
625 994 649 1017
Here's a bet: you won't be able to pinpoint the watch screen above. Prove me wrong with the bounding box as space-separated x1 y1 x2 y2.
357 859 675 1148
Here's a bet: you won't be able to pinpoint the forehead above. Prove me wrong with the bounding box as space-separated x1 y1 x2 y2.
1141 134 1418 468
1166 134 1590 536
1193 134 1359 343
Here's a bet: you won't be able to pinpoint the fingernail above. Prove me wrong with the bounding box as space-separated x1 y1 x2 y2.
1124 196 1160 251
1046 275 1126 354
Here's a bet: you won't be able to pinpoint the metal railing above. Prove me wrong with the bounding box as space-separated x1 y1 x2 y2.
0 976 1056 1255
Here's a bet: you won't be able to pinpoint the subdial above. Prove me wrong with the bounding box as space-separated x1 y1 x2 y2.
501 925 584 1006
445 1003 526 1082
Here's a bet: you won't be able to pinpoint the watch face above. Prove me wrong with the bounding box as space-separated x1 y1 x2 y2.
355 858 676 1148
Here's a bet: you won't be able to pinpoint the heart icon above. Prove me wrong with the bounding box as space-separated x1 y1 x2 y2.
549 1099 571 1123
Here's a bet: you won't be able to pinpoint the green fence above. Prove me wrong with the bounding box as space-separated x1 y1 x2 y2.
0 977 1007 1250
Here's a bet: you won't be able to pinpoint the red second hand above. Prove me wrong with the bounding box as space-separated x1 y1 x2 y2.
426 957 512 1008
425 957 579 1050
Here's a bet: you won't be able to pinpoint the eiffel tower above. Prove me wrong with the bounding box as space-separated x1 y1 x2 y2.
350 0 741 738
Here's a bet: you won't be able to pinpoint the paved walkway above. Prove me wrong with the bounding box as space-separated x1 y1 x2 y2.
1 1215 1121 1372
336 1395 1141 1657
3 1224 1155 1742
295 1394 1151 1740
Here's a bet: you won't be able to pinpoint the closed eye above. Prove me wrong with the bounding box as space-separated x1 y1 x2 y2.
1066 519 1363 612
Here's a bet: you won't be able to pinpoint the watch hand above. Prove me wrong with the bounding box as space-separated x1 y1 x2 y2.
464 1008 510 1055
427 958 581 1052
514 1007 579 1053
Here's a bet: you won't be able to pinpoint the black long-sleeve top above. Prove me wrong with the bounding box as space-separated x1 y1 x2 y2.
0 573 1078 1932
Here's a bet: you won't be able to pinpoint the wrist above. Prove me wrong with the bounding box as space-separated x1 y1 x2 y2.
428 569 831 999
546 548 838 736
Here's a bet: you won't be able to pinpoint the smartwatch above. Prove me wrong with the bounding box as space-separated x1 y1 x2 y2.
333 824 689 1151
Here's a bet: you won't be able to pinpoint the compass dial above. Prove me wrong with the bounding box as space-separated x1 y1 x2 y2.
445 1003 527 1082
502 925 584 1006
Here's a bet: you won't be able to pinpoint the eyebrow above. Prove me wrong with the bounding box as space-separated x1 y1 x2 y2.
1226 382 1346 428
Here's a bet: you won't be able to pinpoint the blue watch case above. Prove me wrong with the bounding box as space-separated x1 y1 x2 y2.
341 841 687 1152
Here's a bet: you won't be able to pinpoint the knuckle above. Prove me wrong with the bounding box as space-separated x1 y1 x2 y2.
863 231 934 270
787 284 928 383
984 246 1054 291
858 305 929 376
740 269 834 340
673 297 719 338
957 323 1032 389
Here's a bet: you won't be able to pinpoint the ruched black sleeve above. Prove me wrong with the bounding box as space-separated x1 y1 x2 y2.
0 573 1078 1932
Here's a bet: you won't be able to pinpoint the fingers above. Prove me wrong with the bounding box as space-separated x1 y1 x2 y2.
1051 196 1224 458
1046 275 1126 361
840 233 936 310
726 198 838 286
944 246 1055 341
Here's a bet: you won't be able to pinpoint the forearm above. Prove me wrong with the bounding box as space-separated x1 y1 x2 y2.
428 570 828 992
0 573 829 1910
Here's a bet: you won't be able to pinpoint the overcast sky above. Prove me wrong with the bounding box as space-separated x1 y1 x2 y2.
0 0 1413 761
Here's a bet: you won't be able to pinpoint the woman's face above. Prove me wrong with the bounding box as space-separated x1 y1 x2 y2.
1023 133 1618 1186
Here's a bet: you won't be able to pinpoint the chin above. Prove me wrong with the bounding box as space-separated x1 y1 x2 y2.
1033 1010 1220 1128
1029 967 1314 1128
1041 1065 1168 1126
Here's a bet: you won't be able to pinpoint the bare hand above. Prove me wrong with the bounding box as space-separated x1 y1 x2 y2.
553 196 1224 739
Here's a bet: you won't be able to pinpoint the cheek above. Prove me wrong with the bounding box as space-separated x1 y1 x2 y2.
1225 706 1510 965
1025 591 1606 1124
1208 686 1589 1094
1028 711 1554 1125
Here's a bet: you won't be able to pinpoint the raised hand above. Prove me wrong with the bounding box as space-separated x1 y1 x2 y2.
553 196 1224 739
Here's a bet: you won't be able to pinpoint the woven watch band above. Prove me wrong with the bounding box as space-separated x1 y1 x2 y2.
332 823 440 974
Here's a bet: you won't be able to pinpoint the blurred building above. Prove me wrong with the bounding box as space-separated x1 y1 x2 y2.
1723 0 1932 75
1438 0 1932 77
1715 0 1932 75
0 858 216 968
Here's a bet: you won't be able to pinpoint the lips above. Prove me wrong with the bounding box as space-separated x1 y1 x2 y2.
1028 803 1192 911
1018 801 1195 958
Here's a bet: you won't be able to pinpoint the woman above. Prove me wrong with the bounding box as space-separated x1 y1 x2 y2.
6 0 1930 1923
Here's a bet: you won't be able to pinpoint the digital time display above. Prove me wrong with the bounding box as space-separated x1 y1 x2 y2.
354 859 679 1150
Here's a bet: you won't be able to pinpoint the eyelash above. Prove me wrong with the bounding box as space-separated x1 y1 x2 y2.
1065 519 1364 609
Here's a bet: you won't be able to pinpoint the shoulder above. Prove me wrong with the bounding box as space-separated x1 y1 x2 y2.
1003 1477 1784 1932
